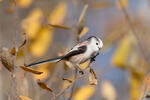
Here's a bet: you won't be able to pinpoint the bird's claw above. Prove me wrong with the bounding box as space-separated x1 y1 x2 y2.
90 53 99 63
79 70 84 75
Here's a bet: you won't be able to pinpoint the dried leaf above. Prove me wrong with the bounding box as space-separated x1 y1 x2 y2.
63 76 74 89
89 68 98 85
19 66 43 75
63 78 72 83
49 24 71 29
19 39 27 49
34 63 50 80
48 2 67 25
101 80 117 100
73 85 95 100
78 4 88 23
20 96 32 100
37 79 53 92
11 47 17 55
116 0 128 10
78 27 88 39
19 33 27 49
18 0 32 8
0 48 14 72
5 8 14 14
93 2 113 9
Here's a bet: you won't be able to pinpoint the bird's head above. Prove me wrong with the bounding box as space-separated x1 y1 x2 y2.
87 36 103 52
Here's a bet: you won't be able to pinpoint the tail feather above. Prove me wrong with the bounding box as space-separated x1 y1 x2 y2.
26 56 64 67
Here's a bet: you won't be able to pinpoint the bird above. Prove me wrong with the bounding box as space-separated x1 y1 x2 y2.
25 36 103 71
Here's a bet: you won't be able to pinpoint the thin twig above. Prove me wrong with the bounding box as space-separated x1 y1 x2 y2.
13 0 18 49
118 0 150 65
67 53 99 100
65 4 89 99
51 54 99 100
68 68 78 100
9 0 19 100
51 74 87 100
139 82 148 100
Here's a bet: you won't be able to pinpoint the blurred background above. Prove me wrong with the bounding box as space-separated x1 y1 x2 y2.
1 0 150 100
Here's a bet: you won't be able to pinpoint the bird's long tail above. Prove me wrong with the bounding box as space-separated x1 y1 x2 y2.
25 56 64 67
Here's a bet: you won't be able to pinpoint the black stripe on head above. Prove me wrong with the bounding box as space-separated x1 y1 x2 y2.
87 36 99 42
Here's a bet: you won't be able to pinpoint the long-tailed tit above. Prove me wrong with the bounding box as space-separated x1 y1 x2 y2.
26 36 103 71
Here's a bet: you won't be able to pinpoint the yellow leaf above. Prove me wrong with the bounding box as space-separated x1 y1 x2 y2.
22 9 43 39
130 75 140 100
48 2 67 25
30 27 52 56
63 76 74 89
37 80 53 92
27 22 41 39
89 68 98 85
20 95 32 100
19 66 43 75
18 0 32 8
78 27 89 39
79 60 90 70
112 35 131 68
63 78 72 83
73 85 95 100
19 33 27 49
49 24 71 29
34 63 49 80
11 47 17 55
116 0 128 10
100 80 117 100
78 4 88 23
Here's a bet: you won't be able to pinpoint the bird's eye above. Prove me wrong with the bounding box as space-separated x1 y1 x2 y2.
96 43 98 45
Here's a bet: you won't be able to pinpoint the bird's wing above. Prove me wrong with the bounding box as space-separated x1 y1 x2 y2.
61 45 87 60
25 41 88 67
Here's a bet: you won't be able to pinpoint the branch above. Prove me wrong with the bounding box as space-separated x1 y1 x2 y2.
118 0 150 65
13 0 18 48
51 74 87 100
68 68 78 100
51 52 99 100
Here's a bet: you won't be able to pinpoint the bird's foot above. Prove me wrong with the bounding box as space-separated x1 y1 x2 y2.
79 70 84 75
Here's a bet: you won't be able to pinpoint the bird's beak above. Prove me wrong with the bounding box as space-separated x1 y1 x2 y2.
98 47 101 50
98 45 101 50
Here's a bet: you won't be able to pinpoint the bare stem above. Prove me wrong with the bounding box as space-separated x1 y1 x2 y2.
51 74 86 100
68 68 78 100
13 0 18 49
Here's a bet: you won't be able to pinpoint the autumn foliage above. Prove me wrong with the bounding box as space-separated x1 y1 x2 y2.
0 0 150 100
